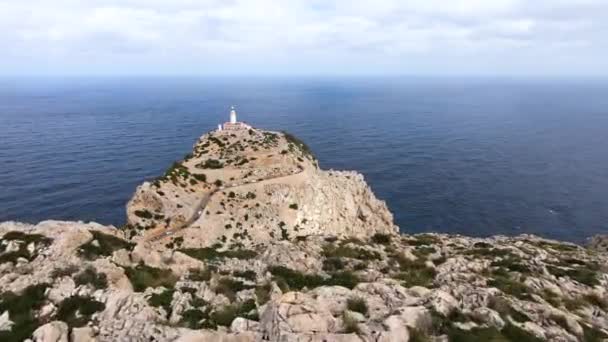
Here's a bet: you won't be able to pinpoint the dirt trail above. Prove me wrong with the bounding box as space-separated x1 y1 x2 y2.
144 168 308 242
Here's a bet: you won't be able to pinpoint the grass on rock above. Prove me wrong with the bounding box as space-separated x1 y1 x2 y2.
74 266 108 289
0 283 49 342
347 297 368 316
179 246 257 261
56 295 105 328
124 263 178 292
78 230 134 260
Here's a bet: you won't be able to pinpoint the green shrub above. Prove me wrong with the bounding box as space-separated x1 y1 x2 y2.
546 265 599 287
148 289 175 318
78 230 134 260
268 266 325 290
488 296 530 322
214 179 223 187
342 311 361 334
491 256 531 274
214 277 254 301
289 203 298 210
0 283 49 342
466 247 513 258
582 323 608 342
255 282 272 305
326 271 360 289
282 131 315 159
487 272 532 300
1 231 52 245
346 297 368 315
233 270 256 281
197 159 224 169
323 257 345 272
134 209 153 219
180 308 208 329
371 233 392 245
323 244 381 261
394 255 436 287
188 268 212 281
179 247 257 261
405 234 440 246
192 173 207 182
56 295 105 328
124 264 178 292
74 267 108 289
0 232 53 264
51 265 79 278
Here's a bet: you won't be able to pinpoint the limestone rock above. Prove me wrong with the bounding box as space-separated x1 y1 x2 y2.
32 321 69 342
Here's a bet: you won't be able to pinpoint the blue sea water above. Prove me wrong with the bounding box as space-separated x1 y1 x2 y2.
1 77 607 243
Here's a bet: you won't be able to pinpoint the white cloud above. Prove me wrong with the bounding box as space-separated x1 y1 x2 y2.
0 0 606 75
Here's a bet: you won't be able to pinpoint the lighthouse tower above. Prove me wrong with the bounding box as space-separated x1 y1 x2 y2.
220 105 252 131
230 106 237 124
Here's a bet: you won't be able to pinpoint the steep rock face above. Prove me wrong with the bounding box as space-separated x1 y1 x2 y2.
126 128 397 245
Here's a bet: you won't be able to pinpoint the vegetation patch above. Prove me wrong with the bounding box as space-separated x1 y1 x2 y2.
347 297 368 316
179 246 257 261
466 247 514 259
233 270 256 281
490 256 531 274
74 266 108 289
282 131 315 160
405 234 440 246
148 288 175 318
0 283 49 342
124 263 178 292
323 257 345 272
487 269 532 300
371 233 392 245
214 277 254 301
0 232 53 264
134 209 153 219
546 264 599 287
342 311 361 334
196 159 224 169
201 299 258 329
393 254 436 287
56 295 105 328
255 282 272 305
78 230 134 260
269 266 360 290
323 243 381 261
51 264 79 278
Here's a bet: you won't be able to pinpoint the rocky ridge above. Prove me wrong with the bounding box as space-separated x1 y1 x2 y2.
0 129 607 342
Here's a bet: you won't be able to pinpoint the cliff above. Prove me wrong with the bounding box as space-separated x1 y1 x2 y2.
0 129 607 342
125 128 396 246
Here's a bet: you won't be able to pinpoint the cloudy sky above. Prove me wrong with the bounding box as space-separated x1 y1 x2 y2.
1 0 607 76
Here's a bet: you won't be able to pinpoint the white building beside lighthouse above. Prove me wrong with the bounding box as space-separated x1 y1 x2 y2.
219 106 251 131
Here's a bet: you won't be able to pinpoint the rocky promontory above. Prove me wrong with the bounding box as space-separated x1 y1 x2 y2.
1 128 607 342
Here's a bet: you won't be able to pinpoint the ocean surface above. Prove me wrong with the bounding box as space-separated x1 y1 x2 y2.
1 77 607 243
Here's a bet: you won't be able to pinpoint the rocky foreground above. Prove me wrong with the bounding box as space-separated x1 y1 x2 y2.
1 221 607 342
1 128 607 341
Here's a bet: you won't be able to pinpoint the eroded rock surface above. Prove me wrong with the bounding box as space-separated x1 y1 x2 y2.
1 221 608 341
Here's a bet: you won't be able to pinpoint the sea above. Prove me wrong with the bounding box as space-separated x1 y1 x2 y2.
1 76 607 243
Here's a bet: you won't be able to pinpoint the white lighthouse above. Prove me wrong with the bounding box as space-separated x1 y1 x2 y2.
229 105 237 124
219 106 252 131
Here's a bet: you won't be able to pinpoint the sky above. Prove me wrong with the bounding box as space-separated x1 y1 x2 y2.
1 0 607 76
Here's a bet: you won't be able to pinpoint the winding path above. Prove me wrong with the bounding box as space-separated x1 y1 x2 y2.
145 167 307 242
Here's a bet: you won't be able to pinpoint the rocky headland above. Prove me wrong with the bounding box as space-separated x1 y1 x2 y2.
1 128 607 342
